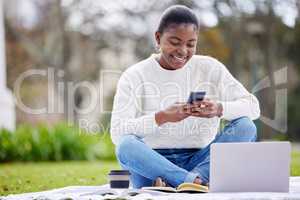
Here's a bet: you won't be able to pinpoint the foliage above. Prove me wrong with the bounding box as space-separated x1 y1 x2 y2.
0 123 116 162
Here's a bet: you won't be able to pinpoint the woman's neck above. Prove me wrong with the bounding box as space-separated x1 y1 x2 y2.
155 54 176 70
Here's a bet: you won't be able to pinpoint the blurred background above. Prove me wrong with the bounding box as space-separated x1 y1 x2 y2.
4 0 300 140
1 0 300 195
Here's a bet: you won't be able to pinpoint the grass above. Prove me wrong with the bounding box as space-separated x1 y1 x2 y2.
0 161 120 196
0 151 300 196
291 151 300 176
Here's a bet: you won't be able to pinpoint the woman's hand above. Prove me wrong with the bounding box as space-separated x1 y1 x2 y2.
190 99 223 118
155 102 192 126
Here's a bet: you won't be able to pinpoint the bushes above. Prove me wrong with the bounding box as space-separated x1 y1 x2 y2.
0 123 116 162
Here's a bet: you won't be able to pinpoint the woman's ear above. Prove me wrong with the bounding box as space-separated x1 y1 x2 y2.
155 31 161 45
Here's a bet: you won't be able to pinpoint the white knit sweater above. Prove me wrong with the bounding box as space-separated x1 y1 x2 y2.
110 54 260 148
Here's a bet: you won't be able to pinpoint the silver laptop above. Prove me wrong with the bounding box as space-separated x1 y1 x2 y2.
210 142 291 192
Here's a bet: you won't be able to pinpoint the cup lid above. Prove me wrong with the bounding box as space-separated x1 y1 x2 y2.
108 170 131 175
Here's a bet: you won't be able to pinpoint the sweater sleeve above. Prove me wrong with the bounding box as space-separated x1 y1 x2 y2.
216 60 261 121
110 72 159 145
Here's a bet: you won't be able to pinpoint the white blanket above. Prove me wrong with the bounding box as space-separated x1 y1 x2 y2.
2 177 300 200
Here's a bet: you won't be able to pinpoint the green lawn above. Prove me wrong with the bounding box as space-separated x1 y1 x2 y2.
1 151 300 196
291 151 300 176
0 161 120 196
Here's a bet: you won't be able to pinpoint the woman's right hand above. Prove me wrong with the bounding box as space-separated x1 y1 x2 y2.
155 102 192 126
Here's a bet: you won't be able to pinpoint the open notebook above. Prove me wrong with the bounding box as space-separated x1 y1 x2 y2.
79 183 208 197
142 183 209 193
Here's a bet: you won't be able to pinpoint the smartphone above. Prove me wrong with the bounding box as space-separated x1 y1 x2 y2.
187 91 206 104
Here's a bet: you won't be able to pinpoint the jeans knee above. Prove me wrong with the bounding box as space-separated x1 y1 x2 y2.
116 134 141 163
232 117 257 141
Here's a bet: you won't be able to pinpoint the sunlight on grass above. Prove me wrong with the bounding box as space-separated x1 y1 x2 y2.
0 161 120 195
291 151 300 176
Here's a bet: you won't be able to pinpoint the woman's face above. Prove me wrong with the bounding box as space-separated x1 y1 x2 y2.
155 23 198 70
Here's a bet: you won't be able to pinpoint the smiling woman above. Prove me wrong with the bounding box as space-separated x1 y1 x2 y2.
155 23 198 70
155 6 199 70
110 5 260 189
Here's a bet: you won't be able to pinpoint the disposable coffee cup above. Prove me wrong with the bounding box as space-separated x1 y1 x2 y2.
108 170 131 188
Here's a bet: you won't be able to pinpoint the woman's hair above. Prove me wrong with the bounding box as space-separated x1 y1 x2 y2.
157 5 199 33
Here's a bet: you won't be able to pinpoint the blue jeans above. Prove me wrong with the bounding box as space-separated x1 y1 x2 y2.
115 117 257 188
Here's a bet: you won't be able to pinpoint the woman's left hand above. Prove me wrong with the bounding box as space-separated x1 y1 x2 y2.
189 99 223 118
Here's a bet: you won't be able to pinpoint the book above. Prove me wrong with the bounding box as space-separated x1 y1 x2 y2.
78 183 208 198
142 182 209 193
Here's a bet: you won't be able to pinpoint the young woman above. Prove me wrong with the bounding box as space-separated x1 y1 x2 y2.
110 5 260 188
